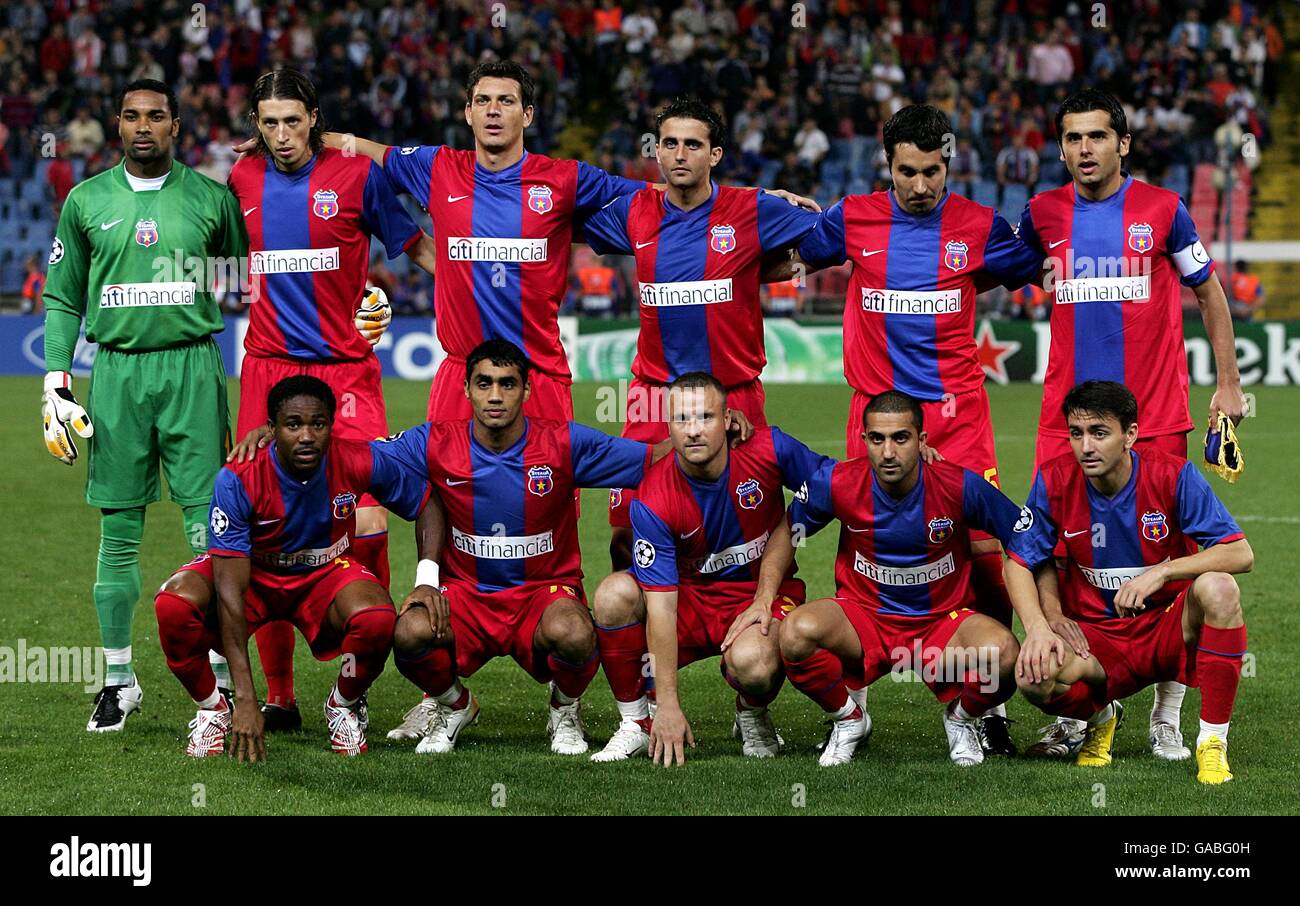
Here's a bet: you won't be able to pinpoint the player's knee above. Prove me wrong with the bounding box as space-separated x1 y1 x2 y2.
392 607 433 656
592 572 640 628
726 635 781 688
544 601 596 662
1195 572 1242 624
1016 674 1054 704
158 569 208 608
345 606 396 656
992 632 1019 678
779 607 820 660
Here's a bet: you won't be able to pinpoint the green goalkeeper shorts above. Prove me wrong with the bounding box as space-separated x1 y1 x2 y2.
85 339 230 509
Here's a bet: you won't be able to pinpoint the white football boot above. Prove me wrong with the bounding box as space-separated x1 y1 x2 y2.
87 677 144 732
590 716 652 762
1025 716 1088 758
819 704 872 767
732 699 784 758
943 702 985 767
323 686 367 756
388 696 440 741
416 692 480 754
547 689 589 756
186 694 233 758
1149 721 1192 761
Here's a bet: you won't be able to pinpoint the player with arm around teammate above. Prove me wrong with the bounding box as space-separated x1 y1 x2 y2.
746 391 1028 767
152 377 430 759
1005 381 1251 783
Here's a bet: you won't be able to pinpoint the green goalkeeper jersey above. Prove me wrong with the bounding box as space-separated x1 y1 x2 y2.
42 160 248 372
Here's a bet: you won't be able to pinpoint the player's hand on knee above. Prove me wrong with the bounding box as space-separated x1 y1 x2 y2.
41 372 93 465
1048 615 1090 659
725 408 754 448
229 702 267 764
227 424 273 463
722 598 772 651
355 286 392 346
1018 626 1066 684
649 705 693 767
403 586 450 640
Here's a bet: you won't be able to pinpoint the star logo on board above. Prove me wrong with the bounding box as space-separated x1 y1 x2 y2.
974 320 1020 385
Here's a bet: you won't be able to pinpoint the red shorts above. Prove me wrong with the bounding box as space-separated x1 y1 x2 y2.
443 577 587 682
1078 588 1195 706
848 386 1001 541
179 553 380 660
1035 429 1189 469
608 376 768 527
836 599 981 703
239 354 389 508
428 354 574 423
673 578 803 668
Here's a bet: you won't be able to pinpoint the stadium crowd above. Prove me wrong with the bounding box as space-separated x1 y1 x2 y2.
0 0 1284 315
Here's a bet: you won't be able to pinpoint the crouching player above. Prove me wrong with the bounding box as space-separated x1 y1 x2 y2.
376 340 671 756
1005 381 1251 783
153 376 429 759
750 391 1027 767
590 372 832 765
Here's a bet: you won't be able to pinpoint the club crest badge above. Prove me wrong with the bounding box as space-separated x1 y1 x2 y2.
313 189 340 220
134 219 159 247
528 465 554 497
609 488 623 509
1128 222 1154 254
928 516 954 544
527 185 554 214
333 493 357 520
1141 510 1169 542
943 240 969 272
710 224 736 254
736 478 763 510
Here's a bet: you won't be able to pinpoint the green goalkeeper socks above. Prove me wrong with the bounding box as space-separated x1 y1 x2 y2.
94 507 145 685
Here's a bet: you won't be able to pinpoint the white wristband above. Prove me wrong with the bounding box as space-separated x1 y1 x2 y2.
415 559 440 588
44 371 71 392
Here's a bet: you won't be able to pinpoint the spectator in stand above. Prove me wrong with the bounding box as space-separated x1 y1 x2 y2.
793 117 829 168
21 253 45 314
996 129 1038 191
1228 262 1263 321
67 107 105 160
948 136 982 195
622 5 658 58
46 142 73 216
1028 28 1074 97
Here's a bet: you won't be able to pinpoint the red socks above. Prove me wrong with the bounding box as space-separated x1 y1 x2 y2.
353 531 390 588
254 621 296 707
395 645 458 698
971 549 1013 628
337 606 396 701
1198 624 1247 724
549 651 599 701
596 622 647 702
782 648 849 713
1042 681 1103 720
154 591 218 703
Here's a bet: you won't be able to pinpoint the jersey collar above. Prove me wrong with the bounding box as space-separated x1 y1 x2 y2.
662 180 719 217
888 187 950 223
1085 449 1140 505
113 159 179 191
1073 173 1132 208
475 150 528 181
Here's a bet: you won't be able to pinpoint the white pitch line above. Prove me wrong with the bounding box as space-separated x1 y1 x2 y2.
1236 515 1300 524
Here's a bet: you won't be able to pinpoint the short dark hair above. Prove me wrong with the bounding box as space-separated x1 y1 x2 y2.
249 68 324 157
656 96 726 149
465 339 532 384
1055 88 1129 142
267 375 336 423
864 390 924 432
882 104 952 165
668 371 727 402
118 79 178 119
1062 380 1138 431
465 60 535 108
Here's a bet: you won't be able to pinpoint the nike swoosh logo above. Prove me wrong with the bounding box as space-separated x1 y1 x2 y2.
845 525 871 533
679 526 702 539
635 240 656 249
1064 529 1088 538
445 478 468 486
100 219 123 230
256 518 281 526
243 207 258 217
1048 238 1068 249
447 194 469 203
861 249 884 257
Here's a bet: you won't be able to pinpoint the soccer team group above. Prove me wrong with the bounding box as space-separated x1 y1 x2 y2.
39 60 1253 784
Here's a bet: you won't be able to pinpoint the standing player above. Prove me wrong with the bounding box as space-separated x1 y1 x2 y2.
589 372 832 765
41 79 245 732
791 104 1043 753
1006 381 1251 783
153 377 430 758
378 340 668 755
746 391 1026 767
1017 88 1248 758
227 69 437 730
580 97 821 569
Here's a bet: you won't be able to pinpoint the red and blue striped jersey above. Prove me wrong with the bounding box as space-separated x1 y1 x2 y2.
228 148 421 362
375 418 652 593
631 427 832 590
581 183 818 386
790 458 1030 616
1018 177 1213 439
1006 449 1243 621
207 439 430 574
382 145 646 380
799 191 1040 400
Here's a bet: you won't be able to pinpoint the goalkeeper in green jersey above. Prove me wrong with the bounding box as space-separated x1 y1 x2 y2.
41 79 248 732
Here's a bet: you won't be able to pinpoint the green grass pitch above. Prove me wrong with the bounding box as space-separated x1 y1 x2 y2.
1 376 1296 815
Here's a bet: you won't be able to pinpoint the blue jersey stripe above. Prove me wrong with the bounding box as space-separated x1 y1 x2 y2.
261 162 329 359
469 423 527 591
655 189 715 377
884 196 943 398
872 474 933 615
272 453 334 557
1087 456 1144 616
688 464 750 581
470 159 526 351
1071 178 1130 384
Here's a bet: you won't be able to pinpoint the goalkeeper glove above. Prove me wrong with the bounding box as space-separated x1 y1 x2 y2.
42 371 94 465
1204 411 1243 484
354 285 392 347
